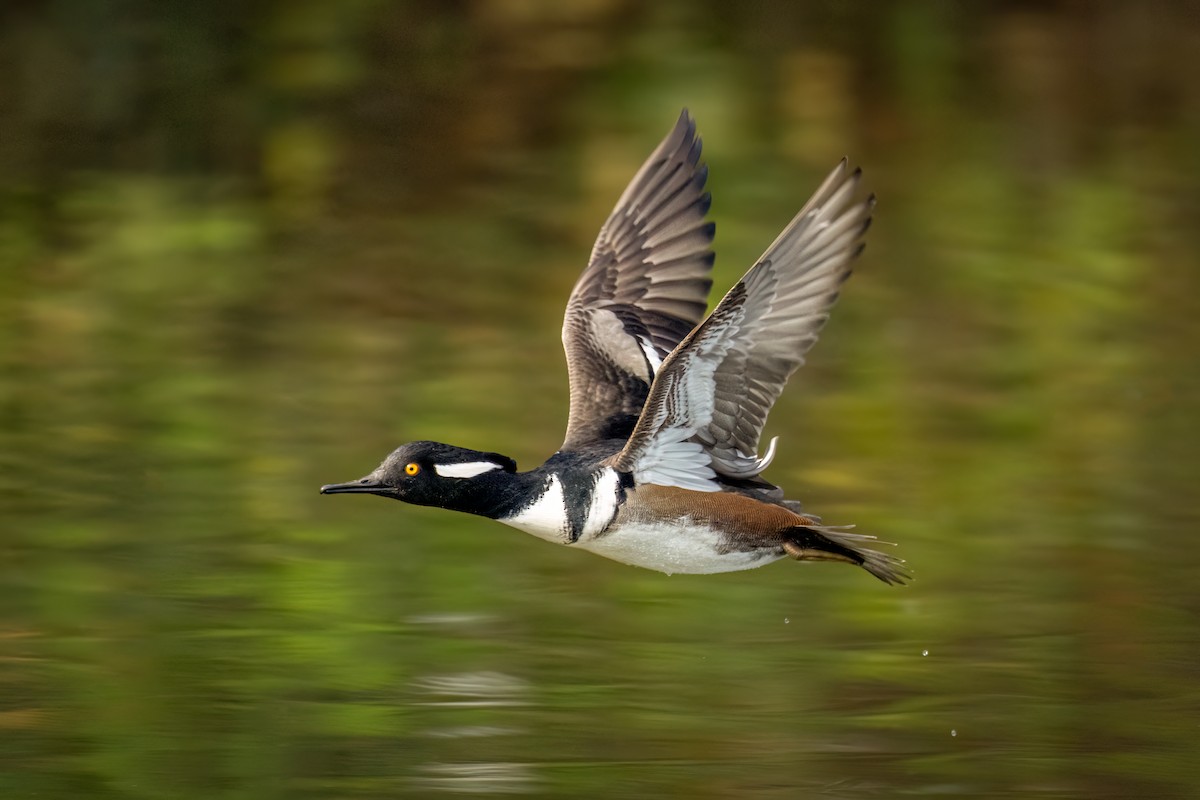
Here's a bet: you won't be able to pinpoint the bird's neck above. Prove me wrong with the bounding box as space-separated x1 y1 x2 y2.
428 466 545 520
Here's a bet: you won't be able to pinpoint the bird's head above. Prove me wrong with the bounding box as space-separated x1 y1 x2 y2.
320 441 518 509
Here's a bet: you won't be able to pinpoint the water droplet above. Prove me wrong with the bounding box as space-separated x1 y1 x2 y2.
784 618 790 624
951 729 957 737
922 649 928 656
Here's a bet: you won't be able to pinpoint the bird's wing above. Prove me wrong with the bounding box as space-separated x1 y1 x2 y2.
612 161 872 490
561 110 715 450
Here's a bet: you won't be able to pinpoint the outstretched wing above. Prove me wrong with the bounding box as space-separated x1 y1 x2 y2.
612 161 873 490
561 110 715 450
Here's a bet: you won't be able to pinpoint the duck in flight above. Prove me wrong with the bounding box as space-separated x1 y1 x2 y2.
321 111 907 584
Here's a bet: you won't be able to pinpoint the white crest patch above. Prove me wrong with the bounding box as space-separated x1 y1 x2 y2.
434 461 504 479
581 468 622 539
499 475 569 544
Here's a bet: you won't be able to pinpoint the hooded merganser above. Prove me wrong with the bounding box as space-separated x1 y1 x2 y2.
321 111 907 584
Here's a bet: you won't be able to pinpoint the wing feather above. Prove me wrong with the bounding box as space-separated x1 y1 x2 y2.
613 161 873 488
561 111 715 448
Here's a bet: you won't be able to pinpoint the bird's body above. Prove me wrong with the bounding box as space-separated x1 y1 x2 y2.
322 111 907 585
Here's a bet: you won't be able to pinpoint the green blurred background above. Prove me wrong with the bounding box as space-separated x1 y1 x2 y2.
2 1 1199 797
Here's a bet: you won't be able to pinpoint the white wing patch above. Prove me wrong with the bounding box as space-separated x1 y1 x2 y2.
637 335 663 374
499 475 570 543
581 468 622 538
434 461 505 479
632 430 719 492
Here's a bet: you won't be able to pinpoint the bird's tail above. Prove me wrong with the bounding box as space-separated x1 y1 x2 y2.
783 525 910 585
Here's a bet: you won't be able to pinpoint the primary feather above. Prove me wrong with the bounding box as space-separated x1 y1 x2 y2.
614 160 874 489
561 110 715 449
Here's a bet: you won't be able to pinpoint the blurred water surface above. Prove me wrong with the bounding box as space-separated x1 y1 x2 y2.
2 2 1199 798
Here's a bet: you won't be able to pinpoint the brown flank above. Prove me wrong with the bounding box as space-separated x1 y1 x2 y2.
615 484 909 584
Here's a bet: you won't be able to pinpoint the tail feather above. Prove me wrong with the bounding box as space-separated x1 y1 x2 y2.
784 525 910 585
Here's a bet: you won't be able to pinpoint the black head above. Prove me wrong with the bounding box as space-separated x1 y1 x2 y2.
320 441 518 511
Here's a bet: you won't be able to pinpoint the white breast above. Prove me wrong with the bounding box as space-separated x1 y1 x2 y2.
575 520 784 575
498 475 570 544
581 468 622 538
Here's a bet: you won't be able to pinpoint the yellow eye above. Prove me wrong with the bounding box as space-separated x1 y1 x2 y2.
405 463 420 476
